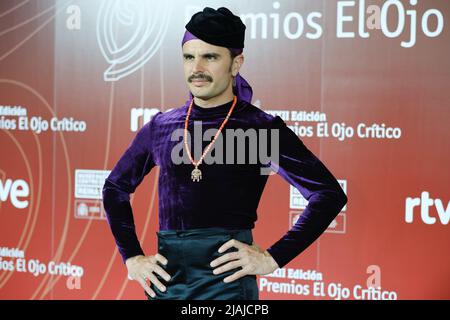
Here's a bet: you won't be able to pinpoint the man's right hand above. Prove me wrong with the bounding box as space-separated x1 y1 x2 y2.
125 254 171 298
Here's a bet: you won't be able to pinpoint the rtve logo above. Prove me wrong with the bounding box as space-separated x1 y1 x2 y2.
405 191 449 225
0 177 30 209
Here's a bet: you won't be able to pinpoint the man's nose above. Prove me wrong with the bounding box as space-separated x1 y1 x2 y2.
192 58 205 73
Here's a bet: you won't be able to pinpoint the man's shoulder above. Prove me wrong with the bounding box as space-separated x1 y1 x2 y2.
148 100 285 128
152 104 187 122
240 100 284 127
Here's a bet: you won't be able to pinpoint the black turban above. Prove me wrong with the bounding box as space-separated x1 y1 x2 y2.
185 7 246 49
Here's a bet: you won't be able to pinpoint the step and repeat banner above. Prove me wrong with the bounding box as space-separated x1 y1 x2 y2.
0 0 449 300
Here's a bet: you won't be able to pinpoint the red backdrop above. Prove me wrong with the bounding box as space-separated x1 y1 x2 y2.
1 0 449 300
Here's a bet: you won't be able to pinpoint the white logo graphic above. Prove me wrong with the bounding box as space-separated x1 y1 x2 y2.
75 169 111 200
130 107 161 132
96 0 172 81
74 169 110 220
74 200 105 220
77 202 89 217
405 191 449 225
0 178 30 209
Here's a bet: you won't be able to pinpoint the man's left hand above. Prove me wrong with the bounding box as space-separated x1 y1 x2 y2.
210 239 279 283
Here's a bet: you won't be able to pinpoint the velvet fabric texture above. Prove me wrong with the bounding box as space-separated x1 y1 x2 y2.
102 98 348 268
145 228 258 300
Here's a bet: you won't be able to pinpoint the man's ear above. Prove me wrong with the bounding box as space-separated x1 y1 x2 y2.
232 54 244 76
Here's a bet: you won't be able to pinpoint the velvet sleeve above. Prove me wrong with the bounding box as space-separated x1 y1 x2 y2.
102 114 160 264
266 116 348 268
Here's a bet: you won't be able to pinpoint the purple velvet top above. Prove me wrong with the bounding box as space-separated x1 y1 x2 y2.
102 99 347 268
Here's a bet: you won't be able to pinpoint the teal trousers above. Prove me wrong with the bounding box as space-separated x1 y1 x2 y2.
146 227 259 300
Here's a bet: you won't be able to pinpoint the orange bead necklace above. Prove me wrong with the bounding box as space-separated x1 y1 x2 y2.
184 96 237 182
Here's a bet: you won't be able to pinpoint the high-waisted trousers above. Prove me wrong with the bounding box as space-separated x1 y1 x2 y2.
145 227 259 300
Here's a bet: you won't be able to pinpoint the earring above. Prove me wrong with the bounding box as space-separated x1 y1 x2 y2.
232 76 236 87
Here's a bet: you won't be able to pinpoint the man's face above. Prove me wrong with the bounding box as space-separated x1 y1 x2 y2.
182 39 238 101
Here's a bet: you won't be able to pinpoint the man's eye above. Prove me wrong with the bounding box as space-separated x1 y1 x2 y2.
206 55 216 60
184 56 194 60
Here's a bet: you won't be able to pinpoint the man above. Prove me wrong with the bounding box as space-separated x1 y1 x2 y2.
102 7 347 300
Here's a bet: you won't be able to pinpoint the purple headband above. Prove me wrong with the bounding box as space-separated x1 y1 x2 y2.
182 30 253 104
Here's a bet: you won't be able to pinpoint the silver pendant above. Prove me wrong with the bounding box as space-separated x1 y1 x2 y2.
191 167 202 182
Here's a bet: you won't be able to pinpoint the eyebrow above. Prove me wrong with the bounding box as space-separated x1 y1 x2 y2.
183 52 221 59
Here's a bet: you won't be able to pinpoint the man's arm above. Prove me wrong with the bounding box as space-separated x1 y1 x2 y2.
102 113 161 264
266 116 348 269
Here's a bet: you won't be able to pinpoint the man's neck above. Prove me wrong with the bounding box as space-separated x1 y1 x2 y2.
193 92 234 108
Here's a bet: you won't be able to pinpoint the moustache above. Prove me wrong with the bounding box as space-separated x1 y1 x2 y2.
188 74 213 82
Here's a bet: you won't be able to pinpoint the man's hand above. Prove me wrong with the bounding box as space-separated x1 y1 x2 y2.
126 254 171 298
210 240 279 283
